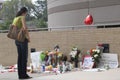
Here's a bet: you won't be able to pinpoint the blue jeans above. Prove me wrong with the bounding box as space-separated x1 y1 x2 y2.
15 39 28 78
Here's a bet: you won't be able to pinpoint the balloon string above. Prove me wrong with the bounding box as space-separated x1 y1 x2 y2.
88 0 90 14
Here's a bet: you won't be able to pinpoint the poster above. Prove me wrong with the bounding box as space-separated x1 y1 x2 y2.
98 53 118 69
82 56 94 69
30 51 42 69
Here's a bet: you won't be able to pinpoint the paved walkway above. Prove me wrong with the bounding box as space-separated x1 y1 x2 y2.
0 68 120 80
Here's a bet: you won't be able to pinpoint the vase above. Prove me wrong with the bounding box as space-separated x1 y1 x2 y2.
93 62 97 68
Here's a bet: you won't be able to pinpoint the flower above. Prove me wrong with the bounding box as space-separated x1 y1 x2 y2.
91 49 101 67
72 46 78 51
70 51 77 58
58 52 63 57
95 49 100 53
94 54 98 58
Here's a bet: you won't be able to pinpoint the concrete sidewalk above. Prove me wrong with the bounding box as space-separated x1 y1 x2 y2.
0 68 120 80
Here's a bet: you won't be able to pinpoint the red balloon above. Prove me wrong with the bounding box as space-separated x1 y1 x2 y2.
84 14 93 25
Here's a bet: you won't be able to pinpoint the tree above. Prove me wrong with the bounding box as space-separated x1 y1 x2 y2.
0 0 35 30
33 0 47 20
32 0 48 28
0 0 48 30
0 0 35 21
0 20 12 30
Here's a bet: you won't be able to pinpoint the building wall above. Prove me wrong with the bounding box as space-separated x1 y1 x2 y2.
0 28 120 66
47 0 120 27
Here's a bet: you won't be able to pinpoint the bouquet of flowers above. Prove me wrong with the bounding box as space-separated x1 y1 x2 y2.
90 49 101 67
70 46 78 58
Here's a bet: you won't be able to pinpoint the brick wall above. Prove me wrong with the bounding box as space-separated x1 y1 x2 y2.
0 28 120 66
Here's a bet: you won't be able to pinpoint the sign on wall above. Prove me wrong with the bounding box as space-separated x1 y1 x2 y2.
98 53 119 69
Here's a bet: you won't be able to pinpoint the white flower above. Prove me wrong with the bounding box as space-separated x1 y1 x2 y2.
92 49 96 52
93 49 100 53
96 49 100 53
70 51 77 57
94 54 98 58
72 47 77 51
